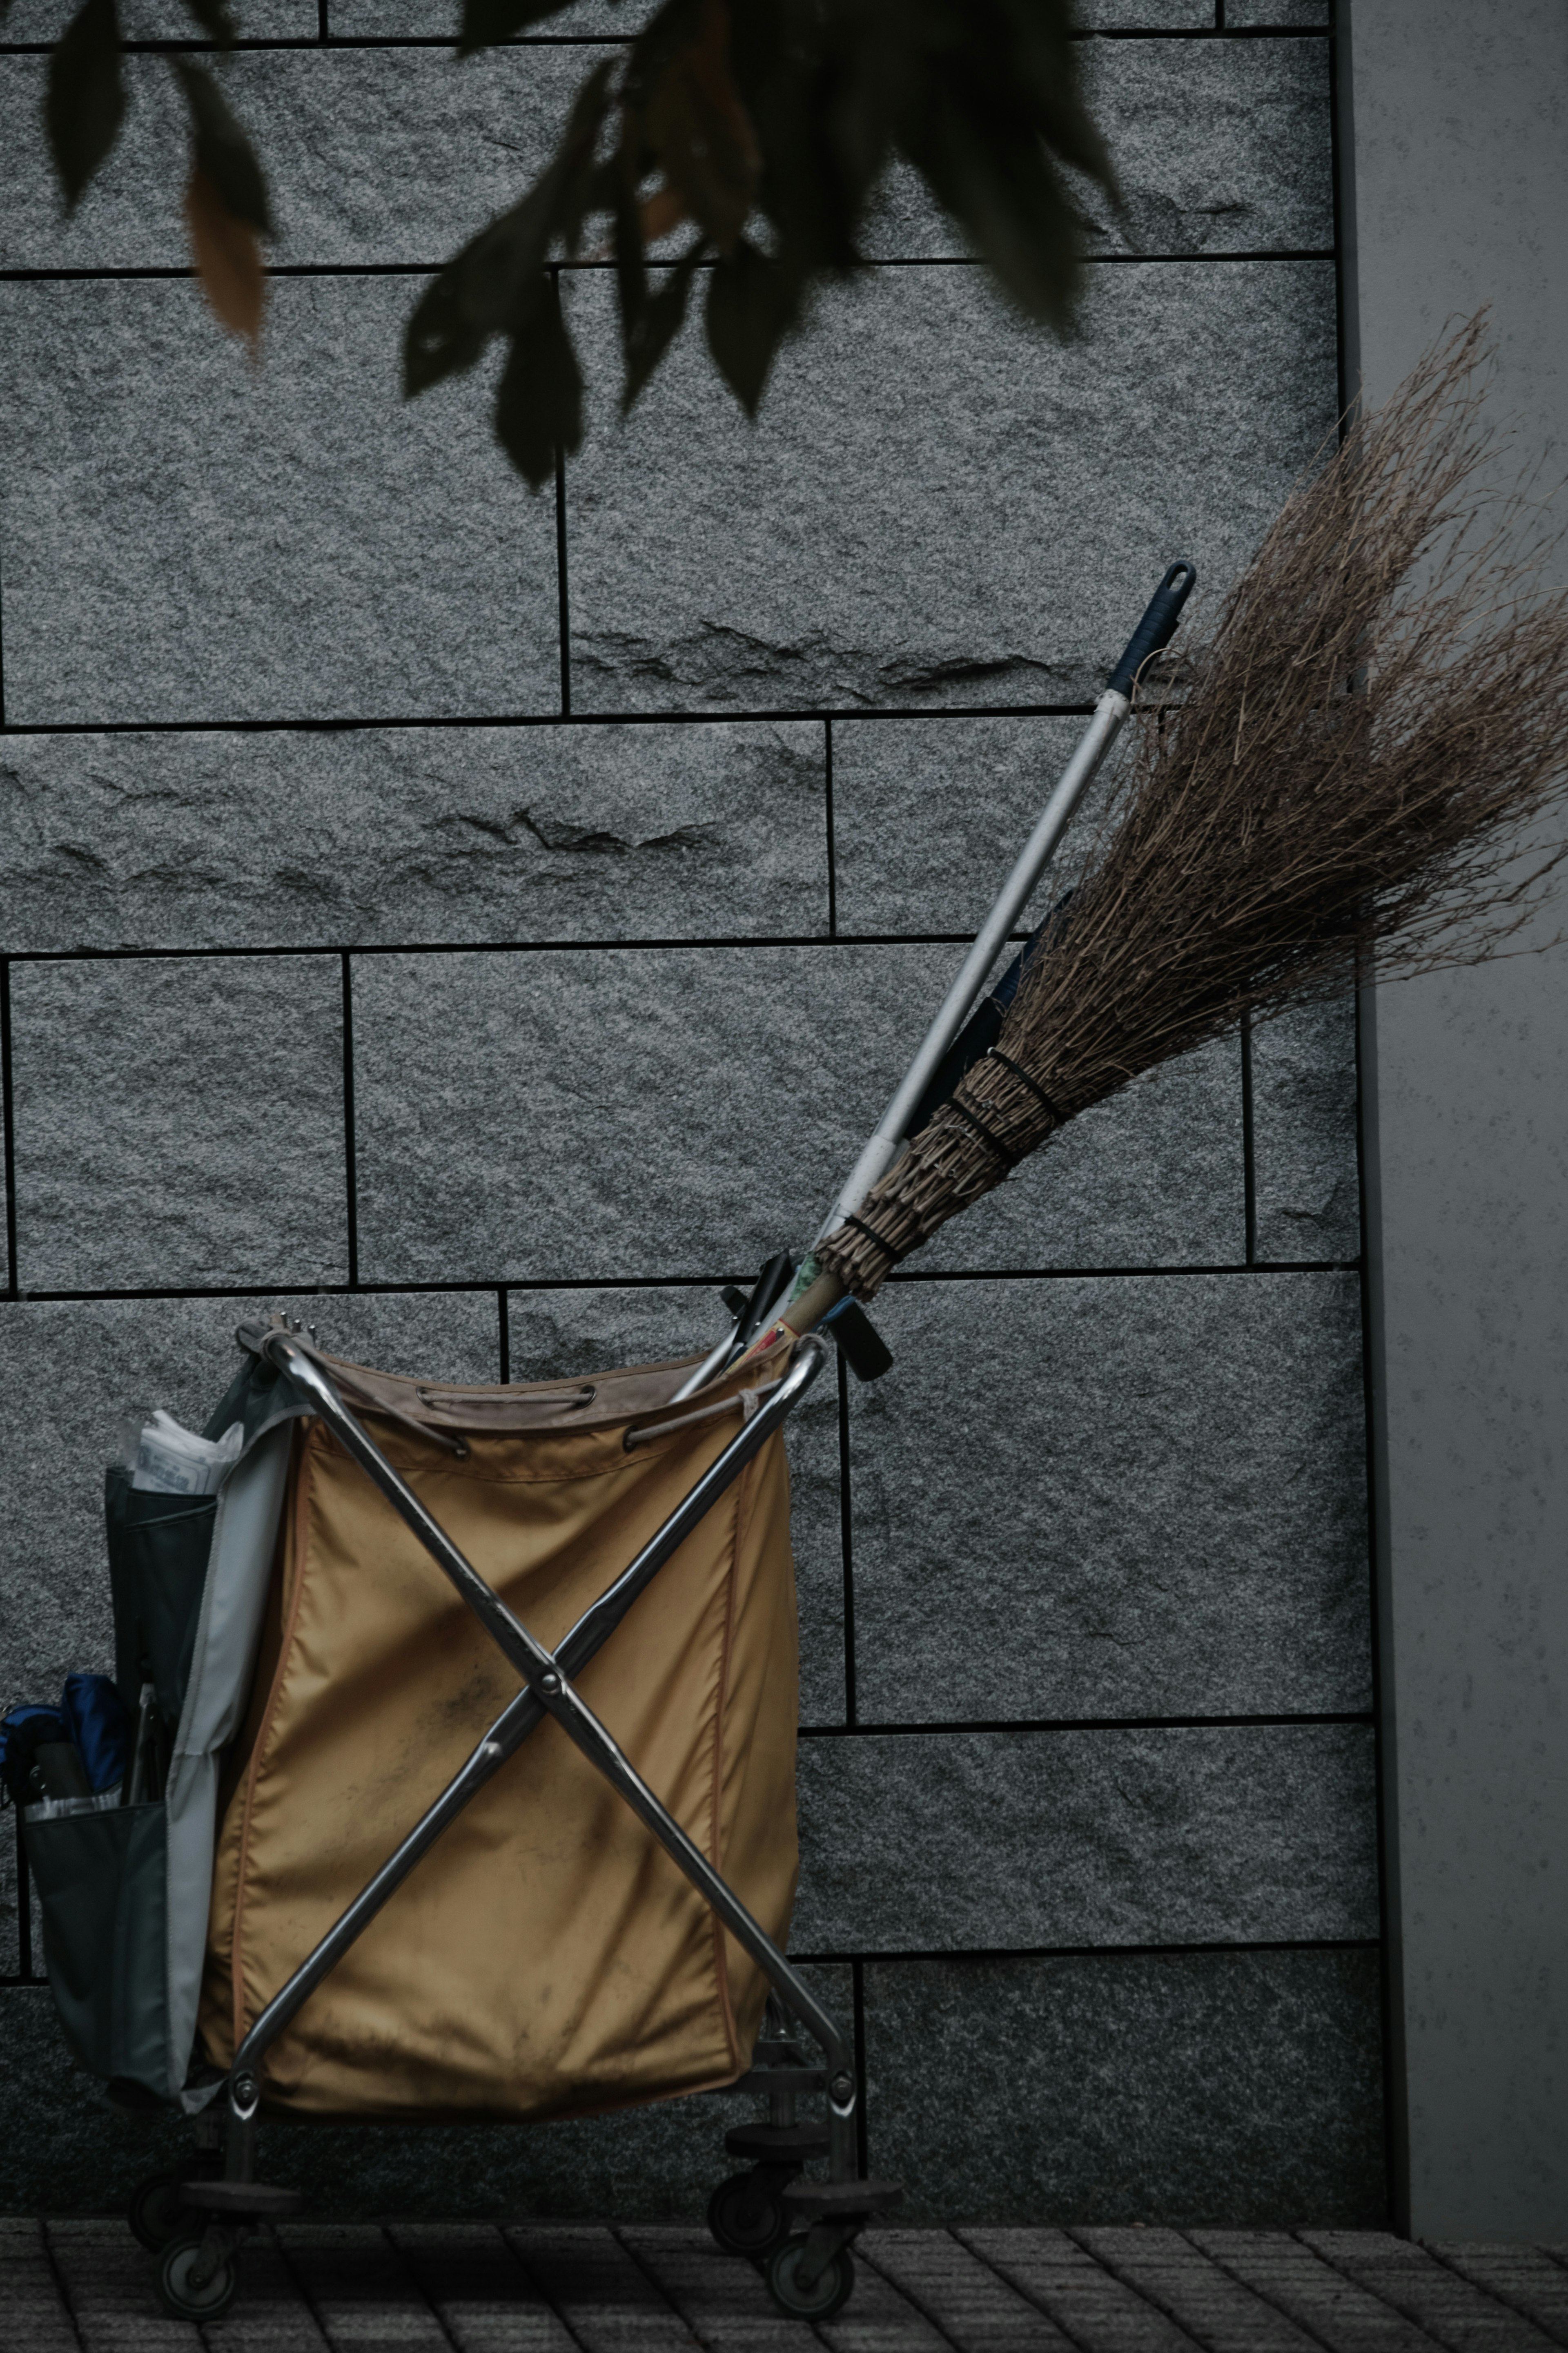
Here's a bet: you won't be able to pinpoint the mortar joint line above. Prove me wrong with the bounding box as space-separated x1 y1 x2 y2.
0 959 18 1300
1420 2241 1568 2346
823 716 837 939
378 2225 468 2353
497 2225 605 2353
1239 1005 1257 1265
1064 2228 1211 2349
37 2221 89 2353
339 949 359 1287
605 2224 723 2350
1286 2230 1449 2341
951 2225 1099 2353
851 2235 970 2353
849 1954 870 2180
1183 2231 1347 2353
836 1347 857 1726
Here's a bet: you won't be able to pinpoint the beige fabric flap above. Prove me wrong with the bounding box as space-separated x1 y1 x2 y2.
200 1351 799 2121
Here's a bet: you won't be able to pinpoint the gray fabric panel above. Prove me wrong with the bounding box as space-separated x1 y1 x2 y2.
161 1412 297 2097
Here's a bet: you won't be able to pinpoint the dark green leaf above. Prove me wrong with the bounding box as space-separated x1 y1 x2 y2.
998 0 1118 193
643 0 759 253
171 58 270 234
704 237 798 416
494 272 582 489
181 0 237 50
406 56 613 397
611 135 649 361
622 241 704 411
729 0 898 274
406 209 537 395
46 0 126 213
457 0 579 60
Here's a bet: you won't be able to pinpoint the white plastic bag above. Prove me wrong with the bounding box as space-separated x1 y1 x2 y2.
121 1410 243 1497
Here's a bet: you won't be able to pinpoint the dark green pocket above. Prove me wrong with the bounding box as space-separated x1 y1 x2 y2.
25 1799 168 2097
105 1468 217 1725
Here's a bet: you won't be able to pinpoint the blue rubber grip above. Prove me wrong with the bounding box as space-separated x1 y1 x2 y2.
1106 560 1197 697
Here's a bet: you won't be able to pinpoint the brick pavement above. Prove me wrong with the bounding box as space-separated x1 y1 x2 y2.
6 2223 1568 2353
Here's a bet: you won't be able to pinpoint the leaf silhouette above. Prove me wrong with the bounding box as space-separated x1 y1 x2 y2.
46 0 125 212
641 0 758 253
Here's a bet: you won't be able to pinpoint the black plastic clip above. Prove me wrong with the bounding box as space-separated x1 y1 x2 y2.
820 1297 893 1383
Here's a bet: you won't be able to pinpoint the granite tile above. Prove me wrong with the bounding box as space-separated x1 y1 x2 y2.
831 713 1111 937
792 1722 1378 1952
1078 1 1212 22
0 1289 499 1713
1 1962 851 2216
1225 2 1327 24
327 0 615 32
847 1272 1371 1722
870 33 1331 261
351 943 900 1284
2 0 313 35
1250 999 1362 1264
10 954 349 1290
503 1281 846 1724
864 1948 1386 2225
0 720 828 953
918 1039 1245 1273
0 277 561 726
0 46 598 268
567 260 1338 713
0 2001 189 2219
350 946 1241 1287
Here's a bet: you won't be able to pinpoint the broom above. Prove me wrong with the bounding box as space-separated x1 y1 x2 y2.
751 317 1568 1345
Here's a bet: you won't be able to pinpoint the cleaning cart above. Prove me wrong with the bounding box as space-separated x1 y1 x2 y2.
6 564 1198 2325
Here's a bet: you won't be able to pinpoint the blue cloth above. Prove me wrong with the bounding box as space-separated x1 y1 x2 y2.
62 1674 129 1794
0 1704 70 1801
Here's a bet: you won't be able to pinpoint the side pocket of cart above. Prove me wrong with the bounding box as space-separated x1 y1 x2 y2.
10 1473 222 2104
23 1798 169 2096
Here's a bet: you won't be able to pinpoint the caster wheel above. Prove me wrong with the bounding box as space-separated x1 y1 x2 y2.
127 2172 199 2254
765 2237 856 2321
707 2169 791 2259
157 2236 238 2323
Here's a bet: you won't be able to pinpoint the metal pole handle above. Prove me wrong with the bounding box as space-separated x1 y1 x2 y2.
816 560 1198 1240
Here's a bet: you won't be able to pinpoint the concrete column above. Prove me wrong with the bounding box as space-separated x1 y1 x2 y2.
1343 0 1568 2238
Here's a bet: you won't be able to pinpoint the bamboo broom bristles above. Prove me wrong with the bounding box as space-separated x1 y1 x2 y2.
816 319 1568 1304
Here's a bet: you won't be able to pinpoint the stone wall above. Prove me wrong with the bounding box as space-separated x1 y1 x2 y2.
0 0 1385 2222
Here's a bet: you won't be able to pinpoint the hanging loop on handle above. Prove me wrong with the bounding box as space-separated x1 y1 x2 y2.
1106 559 1198 698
